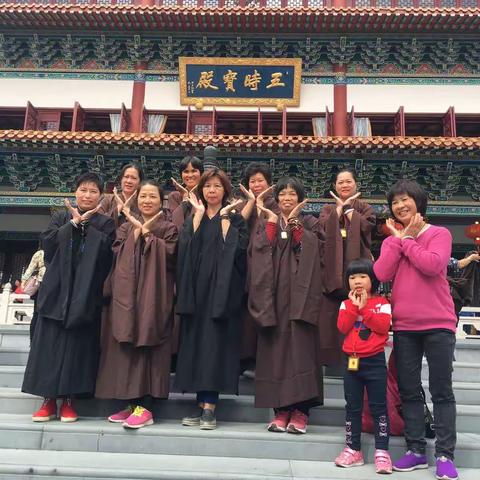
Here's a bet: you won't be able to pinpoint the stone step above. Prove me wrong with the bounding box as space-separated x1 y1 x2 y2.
4 343 480 385
0 415 479 470
0 325 30 349
0 347 29 366
3 324 480 364
0 448 478 480
1 388 480 435
2 366 480 405
421 360 480 383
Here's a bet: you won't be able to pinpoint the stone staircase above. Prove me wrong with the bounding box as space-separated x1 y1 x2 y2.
0 324 479 479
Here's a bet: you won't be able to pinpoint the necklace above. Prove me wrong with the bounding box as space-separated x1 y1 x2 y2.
280 216 289 239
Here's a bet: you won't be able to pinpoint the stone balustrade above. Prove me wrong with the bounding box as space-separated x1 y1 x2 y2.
0 283 34 325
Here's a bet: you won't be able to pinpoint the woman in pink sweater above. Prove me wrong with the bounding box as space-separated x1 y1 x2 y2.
374 180 458 480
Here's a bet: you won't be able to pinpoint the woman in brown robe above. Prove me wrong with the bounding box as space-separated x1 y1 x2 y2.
95 180 178 429
248 177 326 435
98 162 143 228
319 169 376 365
168 155 204 230
239 162 280 369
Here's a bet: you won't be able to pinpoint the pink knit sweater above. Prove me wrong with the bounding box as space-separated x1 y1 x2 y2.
374 225 456 332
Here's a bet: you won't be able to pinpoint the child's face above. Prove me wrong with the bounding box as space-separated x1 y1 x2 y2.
348 273 372 296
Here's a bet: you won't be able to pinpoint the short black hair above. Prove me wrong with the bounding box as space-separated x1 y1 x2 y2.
345 258 379 294
274 176 305 203
335 168 357 183
387 179 428 218
139 179 164 204
75 172 104 194
178 155 204 176
118 162 144 184
241 162 272 187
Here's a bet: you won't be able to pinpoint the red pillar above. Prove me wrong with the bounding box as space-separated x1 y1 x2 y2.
141 0 155 5
129 62 147 134
332 0 348 136
333 65 348 136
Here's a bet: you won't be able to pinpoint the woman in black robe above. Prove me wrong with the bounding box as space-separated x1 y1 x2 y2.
175 168 248 430
22 172 115 423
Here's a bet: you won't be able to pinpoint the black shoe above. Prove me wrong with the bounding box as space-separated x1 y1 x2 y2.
182 407 203 426
199 408 217 430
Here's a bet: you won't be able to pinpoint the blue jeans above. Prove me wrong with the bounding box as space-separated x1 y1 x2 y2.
343 351 389 451
196 391 219 405
394 330 456 459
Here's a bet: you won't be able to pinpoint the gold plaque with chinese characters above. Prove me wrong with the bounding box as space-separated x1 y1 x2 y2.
179 57 302 109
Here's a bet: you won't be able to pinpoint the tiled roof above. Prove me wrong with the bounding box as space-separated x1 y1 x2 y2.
0 6 479 33
1 130 479 155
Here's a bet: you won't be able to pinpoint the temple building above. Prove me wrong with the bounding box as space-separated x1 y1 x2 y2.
0 1 479 281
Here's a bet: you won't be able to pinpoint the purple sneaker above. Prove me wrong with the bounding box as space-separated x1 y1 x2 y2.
436 456 458 480
393 451 428 472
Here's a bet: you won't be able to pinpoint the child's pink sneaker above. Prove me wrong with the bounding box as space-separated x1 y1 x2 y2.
122 406 154 429
335 447 365 468
375 449 393 474
108 405 134 423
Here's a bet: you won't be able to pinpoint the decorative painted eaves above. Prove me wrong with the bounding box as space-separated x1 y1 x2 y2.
0 6 480 34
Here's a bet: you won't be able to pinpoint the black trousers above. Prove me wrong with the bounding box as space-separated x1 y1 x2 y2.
343 351 389 451
394 330 456 460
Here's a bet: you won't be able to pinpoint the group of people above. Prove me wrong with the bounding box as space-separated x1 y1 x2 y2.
20 156 462 480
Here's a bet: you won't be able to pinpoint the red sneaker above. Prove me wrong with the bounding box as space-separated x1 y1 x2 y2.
267 410 290 432
32 398 57 422
59 398 78 423
287 409 308 434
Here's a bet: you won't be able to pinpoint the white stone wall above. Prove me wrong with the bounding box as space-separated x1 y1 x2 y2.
2 78 479 114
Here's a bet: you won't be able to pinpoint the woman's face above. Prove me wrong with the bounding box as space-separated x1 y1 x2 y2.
121 167 141 197
391 193 418 227
137 184 162 218
182 163 202 191
277 186 299 216
248 172 269 198
75 182 101 212
202 175 225 209
335 172 357 201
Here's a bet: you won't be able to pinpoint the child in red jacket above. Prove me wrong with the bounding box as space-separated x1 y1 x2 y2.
334 258 392 474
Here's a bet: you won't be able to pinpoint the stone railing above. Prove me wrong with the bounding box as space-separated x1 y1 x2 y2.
457 306 480 339
0 283 34 325
0 0 479 8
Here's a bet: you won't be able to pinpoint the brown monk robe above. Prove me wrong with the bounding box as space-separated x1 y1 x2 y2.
95 215 178 400
319 198 376 365
168 190 194 231
98 193 141 229
248 214 325 410
240 193 280 366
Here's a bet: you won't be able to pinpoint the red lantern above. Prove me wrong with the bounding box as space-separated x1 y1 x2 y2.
465 221 480 248
380 221 404 237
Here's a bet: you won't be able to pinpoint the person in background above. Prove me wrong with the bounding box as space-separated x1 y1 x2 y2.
21 245 46 340
319 169 376 366
175 168 247 430
169 155 204 230
22 172 115 423
239 162 280 371
374 179 458 480
99 162 143 228
335 258 392 474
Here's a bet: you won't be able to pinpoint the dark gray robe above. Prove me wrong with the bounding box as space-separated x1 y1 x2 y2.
22 211 114 398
